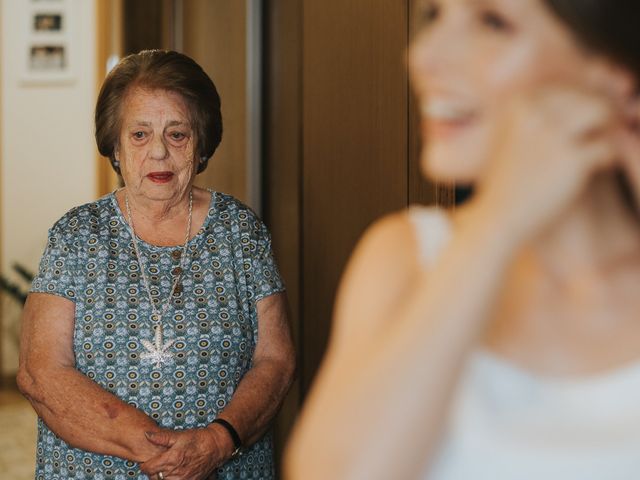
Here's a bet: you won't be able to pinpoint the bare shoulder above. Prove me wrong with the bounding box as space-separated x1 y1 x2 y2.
331 211 420 346
350 212 417 275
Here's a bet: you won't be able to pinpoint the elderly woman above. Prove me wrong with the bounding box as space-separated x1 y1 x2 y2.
18 50 295 480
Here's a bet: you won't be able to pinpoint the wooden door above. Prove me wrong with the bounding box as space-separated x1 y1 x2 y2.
300 0 411 392
182 0 251 206
264 2 448 459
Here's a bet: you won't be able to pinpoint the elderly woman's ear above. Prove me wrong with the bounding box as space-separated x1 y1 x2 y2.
197 155 209 173
110 149 121 174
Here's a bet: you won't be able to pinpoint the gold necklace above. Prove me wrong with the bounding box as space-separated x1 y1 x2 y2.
124 190 193 368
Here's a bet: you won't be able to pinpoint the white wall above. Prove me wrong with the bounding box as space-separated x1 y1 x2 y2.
1 0 97 375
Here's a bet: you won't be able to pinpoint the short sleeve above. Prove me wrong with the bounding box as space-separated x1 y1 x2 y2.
249 220 285 303
30 224 79 301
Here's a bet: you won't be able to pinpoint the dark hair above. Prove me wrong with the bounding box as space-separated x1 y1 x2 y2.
95 50 222 174
544 1 640 213
544 0 640 81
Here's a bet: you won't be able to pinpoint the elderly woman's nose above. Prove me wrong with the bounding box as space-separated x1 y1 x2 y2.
149 134 169 159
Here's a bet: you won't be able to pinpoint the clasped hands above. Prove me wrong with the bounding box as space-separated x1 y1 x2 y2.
139 424 235 480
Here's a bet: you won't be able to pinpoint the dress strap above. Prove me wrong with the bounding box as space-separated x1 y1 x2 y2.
407 206 452 268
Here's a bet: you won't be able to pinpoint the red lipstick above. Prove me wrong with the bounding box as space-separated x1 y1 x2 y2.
147 171 174 183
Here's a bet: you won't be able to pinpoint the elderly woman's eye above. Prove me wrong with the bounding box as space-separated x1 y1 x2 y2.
169 131 188 142
133 131 146 140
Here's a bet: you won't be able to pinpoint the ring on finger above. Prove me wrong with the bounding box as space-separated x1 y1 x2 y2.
158 473 165 480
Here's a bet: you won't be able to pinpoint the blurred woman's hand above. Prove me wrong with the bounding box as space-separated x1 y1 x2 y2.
471 85 619 244
616 97 640 213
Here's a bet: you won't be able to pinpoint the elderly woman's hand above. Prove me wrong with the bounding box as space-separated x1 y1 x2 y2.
139 427 233 479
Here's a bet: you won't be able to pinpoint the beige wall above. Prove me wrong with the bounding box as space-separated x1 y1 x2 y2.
0 0 97 375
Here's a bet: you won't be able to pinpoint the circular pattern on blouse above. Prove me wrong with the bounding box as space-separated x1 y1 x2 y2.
30 191 285 479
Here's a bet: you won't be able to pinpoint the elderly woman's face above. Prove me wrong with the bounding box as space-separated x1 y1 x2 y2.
116 87 197 202
408 0 608 184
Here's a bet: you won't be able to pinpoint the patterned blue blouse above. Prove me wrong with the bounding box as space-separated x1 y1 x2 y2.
30 191 285 480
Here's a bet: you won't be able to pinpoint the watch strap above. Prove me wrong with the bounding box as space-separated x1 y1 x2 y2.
212 418 243 457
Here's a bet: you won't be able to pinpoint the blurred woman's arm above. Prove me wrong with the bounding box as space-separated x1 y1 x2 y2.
285 87 618 480
18 293 166 462
285 206 517 480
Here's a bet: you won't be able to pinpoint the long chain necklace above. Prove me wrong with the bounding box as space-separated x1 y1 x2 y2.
124 190 193 368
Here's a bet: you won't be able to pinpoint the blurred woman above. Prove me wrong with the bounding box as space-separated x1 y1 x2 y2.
286 1 640 478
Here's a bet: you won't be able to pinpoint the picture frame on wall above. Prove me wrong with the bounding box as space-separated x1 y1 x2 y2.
21 0 75 85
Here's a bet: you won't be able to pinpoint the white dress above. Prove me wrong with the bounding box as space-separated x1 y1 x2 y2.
409 207 640 480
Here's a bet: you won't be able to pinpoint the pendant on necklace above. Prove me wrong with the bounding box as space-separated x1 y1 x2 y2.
141 324 175 368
